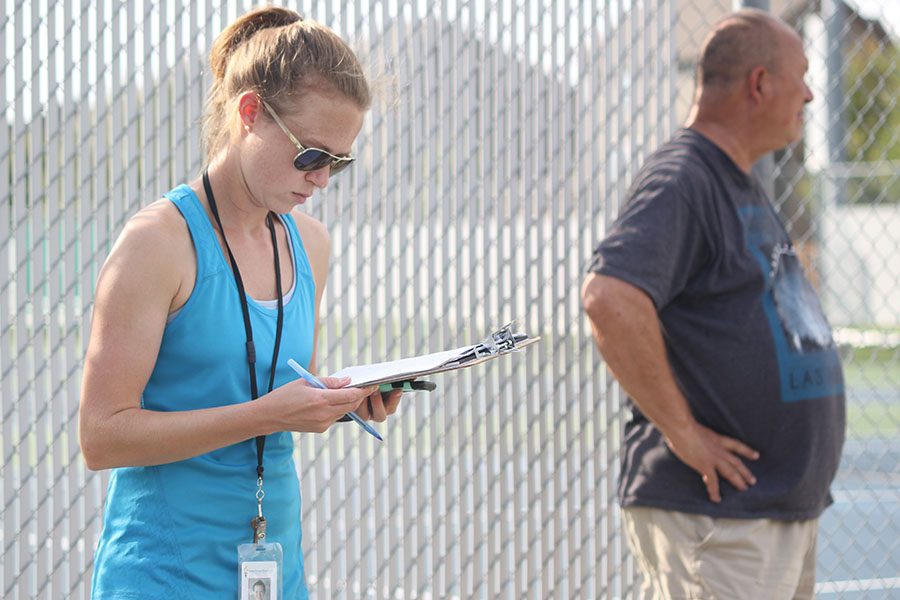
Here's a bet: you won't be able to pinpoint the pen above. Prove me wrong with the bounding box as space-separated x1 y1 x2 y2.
287 358 383 442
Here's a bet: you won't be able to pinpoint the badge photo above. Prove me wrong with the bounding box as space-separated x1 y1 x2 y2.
240 559 277 600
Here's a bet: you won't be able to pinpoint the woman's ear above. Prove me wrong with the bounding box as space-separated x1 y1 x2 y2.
237 92 262 129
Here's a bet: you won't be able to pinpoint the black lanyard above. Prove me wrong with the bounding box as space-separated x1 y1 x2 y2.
202 171 284 485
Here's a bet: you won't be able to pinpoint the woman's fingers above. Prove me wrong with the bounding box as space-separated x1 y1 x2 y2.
318 375 352 389
383 389 402 415
360 391 387 422
369 393 388 421
355 389 403 422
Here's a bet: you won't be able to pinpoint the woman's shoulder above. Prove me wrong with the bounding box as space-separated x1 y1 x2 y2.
99 197 195 295
290 209 329 246
289 209 330 278
118 198 192 256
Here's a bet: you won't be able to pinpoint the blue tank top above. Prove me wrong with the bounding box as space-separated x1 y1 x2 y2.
91 184 315 599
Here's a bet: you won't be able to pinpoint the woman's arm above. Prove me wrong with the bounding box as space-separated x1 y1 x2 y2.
293 209 331 375
293 209 401 421
79 202 373 470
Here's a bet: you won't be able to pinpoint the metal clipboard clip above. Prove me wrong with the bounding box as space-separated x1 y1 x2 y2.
446 321 533 367
330 321 539 387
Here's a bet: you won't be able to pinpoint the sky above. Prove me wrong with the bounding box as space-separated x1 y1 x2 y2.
846 0 900 37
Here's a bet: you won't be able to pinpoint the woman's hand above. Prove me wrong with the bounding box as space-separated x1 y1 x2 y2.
351 388 402 422
263 377 379 433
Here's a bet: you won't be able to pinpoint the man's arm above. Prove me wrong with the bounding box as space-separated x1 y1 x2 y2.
581 273 758 503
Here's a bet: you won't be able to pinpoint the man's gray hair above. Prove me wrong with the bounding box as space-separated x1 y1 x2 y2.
697 9 782 89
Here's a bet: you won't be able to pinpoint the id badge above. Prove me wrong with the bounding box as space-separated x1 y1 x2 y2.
238 542 283 600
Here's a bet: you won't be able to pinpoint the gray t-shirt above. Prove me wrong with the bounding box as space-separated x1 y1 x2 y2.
589 129 846 520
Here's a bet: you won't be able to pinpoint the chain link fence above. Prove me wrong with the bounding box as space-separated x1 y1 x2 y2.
2 0 898 598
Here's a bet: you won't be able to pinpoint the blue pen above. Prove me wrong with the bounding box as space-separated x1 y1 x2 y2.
287 358 383 442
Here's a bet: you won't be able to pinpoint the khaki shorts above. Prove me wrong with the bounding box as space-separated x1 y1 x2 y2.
622 506 818 600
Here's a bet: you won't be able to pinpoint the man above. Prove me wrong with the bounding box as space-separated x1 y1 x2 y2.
252 579 268 600
582 10 845 600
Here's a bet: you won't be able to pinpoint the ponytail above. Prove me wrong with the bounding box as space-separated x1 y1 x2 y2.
201 6 370 164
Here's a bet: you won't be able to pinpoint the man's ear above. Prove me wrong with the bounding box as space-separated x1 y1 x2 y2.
237 92 261 129
748 66 767 104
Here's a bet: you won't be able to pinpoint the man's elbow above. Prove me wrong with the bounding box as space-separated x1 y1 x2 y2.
582 273 655 335
581 273 615 325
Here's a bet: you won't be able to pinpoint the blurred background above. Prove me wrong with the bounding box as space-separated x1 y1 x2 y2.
2 0 898 597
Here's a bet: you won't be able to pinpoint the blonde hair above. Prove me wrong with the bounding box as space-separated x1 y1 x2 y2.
202 6 371 163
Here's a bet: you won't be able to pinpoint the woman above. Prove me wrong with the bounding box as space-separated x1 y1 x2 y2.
78 7 400 598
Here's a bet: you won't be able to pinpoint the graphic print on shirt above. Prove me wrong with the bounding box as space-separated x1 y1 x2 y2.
739 206 844 402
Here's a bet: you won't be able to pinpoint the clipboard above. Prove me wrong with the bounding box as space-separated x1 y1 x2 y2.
330 322 540 387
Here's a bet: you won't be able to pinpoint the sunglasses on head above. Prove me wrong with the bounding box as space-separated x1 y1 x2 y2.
259 99 355 175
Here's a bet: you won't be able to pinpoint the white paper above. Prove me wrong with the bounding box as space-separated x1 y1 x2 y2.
330 346 473 386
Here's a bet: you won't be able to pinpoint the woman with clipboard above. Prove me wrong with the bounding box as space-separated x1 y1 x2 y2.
78 6 401 599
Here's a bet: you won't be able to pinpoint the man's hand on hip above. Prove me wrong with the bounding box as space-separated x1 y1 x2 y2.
665 422 759 503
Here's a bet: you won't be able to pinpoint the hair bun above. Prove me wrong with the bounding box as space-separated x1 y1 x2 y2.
209 6 303 80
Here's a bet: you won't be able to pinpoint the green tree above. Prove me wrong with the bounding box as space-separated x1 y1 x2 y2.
844 35 900 203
